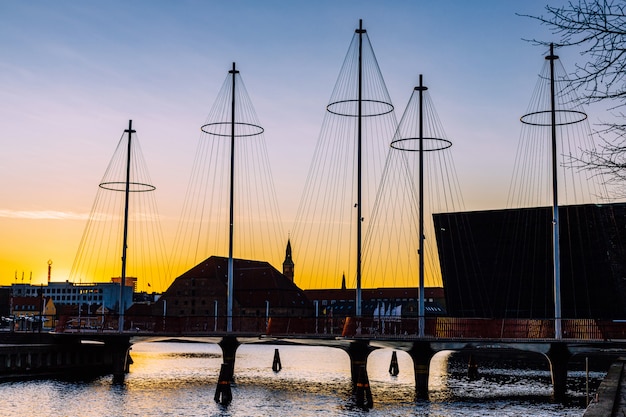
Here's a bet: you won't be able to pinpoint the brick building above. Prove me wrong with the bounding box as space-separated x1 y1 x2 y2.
127 255 313 332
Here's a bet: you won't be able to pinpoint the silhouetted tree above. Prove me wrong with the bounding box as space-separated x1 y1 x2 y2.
523 1 626 195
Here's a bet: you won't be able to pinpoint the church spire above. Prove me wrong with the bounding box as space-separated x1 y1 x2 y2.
283 239 294 282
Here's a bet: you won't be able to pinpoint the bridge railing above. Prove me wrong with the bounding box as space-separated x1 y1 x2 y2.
54 313 276 334
50 313 626 340
336 317 612 340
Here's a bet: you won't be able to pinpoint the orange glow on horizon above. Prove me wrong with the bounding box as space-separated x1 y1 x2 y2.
0 191 505 293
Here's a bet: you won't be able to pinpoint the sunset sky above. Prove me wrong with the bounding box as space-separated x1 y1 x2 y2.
0 0 606 291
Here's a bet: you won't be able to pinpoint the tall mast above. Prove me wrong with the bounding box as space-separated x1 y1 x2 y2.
355 19 365 318
391 75 453 337
227 62 238 333
119 119 134 332
199 63 266 332
417 75 427 338
547 44 562 340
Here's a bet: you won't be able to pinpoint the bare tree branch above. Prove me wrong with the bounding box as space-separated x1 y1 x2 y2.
569 119 626 195
522 1 626 193
520 0 626 108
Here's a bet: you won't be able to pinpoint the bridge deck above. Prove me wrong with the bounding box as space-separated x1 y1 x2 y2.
54 316 626 340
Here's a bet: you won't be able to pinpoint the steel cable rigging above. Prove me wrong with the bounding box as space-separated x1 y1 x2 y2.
169 65 285 281
70 124 169 293
291 21 397 290
497 47 611 319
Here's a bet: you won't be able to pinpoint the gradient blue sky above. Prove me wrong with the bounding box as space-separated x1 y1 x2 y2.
0 0 594 286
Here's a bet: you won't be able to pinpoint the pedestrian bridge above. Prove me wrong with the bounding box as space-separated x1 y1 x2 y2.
62 312 626 340
48 315 626 406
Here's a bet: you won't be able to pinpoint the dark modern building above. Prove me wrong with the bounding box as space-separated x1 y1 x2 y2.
434 202 626 319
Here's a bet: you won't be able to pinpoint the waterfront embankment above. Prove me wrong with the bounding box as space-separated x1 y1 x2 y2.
584 358 626 417
0 331 129 381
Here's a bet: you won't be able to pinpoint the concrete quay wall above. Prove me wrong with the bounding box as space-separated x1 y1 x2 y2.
584 358 625 417
0 332 129 381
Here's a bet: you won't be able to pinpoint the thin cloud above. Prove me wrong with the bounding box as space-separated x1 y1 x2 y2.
0 210 89 220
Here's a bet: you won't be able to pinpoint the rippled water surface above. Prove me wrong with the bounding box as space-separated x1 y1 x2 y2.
0 342 604 416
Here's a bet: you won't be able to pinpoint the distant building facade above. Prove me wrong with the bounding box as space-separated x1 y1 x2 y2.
304 287 446 317
167 255 310 317
111 276 138 292
126 255 313 332
10 296 55 330
9 281 132 313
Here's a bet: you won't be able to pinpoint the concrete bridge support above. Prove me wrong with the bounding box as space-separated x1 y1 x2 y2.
345 340 375 409
407 341 436 400
214 362 234 405
546 342 571 402
215 336 240 406
108 337 132 384
218 336 240 381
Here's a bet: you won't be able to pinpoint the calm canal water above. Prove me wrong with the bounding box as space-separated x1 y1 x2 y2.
0 342 605 416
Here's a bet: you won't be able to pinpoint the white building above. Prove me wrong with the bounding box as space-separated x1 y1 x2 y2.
10 281 133 312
